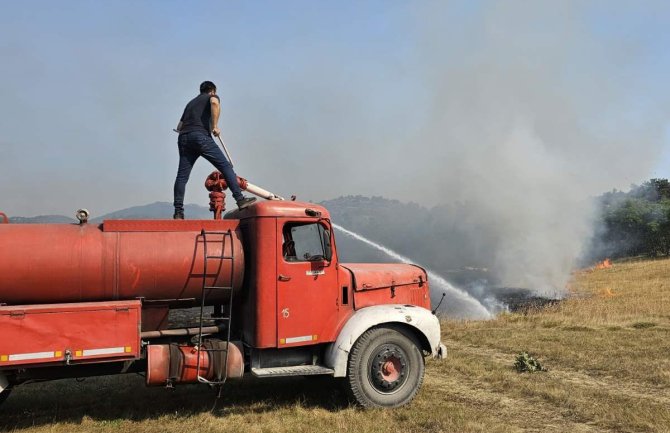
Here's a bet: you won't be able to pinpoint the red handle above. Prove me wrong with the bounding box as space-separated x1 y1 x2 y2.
278 274 291 282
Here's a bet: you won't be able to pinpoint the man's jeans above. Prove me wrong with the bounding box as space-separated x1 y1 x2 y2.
173 131 244 212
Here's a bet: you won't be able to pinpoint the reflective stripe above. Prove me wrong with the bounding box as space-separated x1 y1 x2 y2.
82 347 125 356
284 335 314 344
8 351 55 361
0 346 133 363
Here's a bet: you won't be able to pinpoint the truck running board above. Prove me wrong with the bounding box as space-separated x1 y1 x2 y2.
251 365 334 378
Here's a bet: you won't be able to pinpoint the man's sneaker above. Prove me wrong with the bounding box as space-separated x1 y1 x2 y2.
236 197 257 210
173 210 184 220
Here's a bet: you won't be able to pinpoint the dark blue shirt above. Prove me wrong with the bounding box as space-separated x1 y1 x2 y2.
179 93 220 135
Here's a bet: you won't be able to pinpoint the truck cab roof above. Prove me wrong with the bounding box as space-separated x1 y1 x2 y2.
225 200 331 220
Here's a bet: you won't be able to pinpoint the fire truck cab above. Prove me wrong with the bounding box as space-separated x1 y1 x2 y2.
230 201 445 406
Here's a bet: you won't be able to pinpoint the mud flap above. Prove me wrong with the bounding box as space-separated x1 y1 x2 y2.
435 343 447 359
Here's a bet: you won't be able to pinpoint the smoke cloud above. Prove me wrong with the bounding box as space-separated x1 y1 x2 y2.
400 1 670 295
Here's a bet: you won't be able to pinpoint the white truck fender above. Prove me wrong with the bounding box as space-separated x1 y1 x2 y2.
325 305 445 377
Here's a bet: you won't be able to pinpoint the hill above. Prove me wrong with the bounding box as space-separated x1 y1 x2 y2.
1 257 668 432
7 202 212 223
9 215 76 224
322 196 491 282
91 202 211 221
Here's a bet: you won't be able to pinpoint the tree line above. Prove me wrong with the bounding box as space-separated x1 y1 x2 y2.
591 178 670 259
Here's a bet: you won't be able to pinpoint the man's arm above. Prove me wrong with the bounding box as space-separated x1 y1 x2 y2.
210 96 221 137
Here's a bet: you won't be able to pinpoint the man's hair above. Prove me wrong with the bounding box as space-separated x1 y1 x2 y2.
199 81 216 94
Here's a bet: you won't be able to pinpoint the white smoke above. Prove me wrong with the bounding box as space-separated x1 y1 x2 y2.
402 1 670 293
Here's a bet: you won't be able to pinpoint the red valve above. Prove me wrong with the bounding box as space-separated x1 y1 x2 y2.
204 172 249 220
204 172 248 192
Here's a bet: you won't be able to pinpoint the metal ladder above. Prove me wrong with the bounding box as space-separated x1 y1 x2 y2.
196 228 235 386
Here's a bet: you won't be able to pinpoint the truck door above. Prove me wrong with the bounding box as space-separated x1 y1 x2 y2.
276 220 339 347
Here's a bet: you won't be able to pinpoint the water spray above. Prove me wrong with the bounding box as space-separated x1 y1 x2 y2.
331 223 491 319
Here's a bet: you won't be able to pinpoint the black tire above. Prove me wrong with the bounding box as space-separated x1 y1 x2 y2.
346 326 425 408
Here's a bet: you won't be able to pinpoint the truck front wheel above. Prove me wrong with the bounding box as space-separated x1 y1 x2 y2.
346 327 425 408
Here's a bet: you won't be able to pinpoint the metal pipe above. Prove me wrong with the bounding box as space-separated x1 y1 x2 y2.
245 182 285 201
140 325 222 339
215 135 235 166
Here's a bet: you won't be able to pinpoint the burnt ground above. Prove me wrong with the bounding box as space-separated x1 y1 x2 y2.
488 287 562 313
437 268 564 315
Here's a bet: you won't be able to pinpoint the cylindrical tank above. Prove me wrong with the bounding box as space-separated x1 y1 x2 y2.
0 220 244 306
146 340 244 386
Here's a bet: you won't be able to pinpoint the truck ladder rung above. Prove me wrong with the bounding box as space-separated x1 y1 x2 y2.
199 230 231 235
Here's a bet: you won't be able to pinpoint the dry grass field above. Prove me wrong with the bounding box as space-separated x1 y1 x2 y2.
1 258 669 433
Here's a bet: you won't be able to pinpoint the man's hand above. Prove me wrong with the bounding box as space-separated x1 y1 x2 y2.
212 127 221 137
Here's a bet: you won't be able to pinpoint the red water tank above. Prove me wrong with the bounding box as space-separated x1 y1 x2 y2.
0 220 244 306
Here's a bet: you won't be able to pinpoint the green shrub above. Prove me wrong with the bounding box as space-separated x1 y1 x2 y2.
514 352 547 373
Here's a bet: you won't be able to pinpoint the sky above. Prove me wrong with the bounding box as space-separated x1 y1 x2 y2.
0 0 669 218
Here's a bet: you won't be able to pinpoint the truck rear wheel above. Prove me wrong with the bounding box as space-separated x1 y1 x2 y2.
346 327 425 408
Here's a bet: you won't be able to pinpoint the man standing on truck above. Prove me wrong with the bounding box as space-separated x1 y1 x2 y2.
173 81 256 219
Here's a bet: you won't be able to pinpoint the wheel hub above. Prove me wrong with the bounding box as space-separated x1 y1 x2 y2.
370 345 408 393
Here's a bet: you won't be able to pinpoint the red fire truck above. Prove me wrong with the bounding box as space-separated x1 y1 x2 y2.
0 197 445 408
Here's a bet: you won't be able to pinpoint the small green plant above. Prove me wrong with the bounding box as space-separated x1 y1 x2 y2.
514 352 546 373
631 321 656 329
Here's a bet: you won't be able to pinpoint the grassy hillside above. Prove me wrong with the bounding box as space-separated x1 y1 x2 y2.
1 259 669 432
